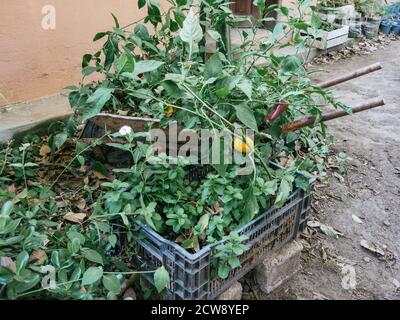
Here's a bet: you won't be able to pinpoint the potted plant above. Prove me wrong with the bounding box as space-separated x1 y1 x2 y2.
354 0 385 37
66 1 347 298
317 0 356 23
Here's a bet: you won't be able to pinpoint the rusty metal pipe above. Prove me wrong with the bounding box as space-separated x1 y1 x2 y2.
281 97 385 132
316 63 382 89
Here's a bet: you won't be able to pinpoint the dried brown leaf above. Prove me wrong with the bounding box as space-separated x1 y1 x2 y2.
39 144 51 156
84 176 90 185
73 198 86 211
63 212 86 224
93 171 108 180
30 249 48 265
6 184 16 193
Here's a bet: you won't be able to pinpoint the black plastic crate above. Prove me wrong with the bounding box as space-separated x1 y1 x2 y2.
81 118 313 298
134 187 313 300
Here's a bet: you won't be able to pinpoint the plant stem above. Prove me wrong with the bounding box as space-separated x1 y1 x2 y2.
47 135 106 192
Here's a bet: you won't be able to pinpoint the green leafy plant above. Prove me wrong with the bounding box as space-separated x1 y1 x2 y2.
354 0 385 17
67 0 346 279
0 0 350 299
213 233 249 279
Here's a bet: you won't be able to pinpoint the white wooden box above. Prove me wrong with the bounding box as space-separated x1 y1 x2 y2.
313 25 349 50
302 25 349 50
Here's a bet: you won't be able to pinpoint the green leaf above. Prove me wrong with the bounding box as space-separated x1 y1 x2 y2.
182 239 194 249
0 235 24 247
161 80 183 98
82 66 97 77
96 221 110 233
241 187 259 224
115 52 135 74
82 54 92 68
179 8 203 44
108 234 117 248
215 86 230 97
263 180 278 195
111 13 120 28
134 60 164 75
253 0 266 16
134 24 150 40
16 251 29 274
82 267 103 286
196 213 210 234
138 0 146 9
113 28 126 38
154 266 169 293
51 251 60 268
281 56 302 73
280 6 289 16
84 249 104 265
14 270 40 293
102 274 121 293
234 103 258 131
1 218 21 234
236 78 252 99
1 201 13 217
295 175 310 191
274 178 293 207
207 30 221 41
145 215 157 231
0 266 14 285
120 213 130 226
228 256 241 269
205 53 222 80
93 32 107 42
69 238 81 254
83 87 114 121
311 14 321 29
294 22 309 32
53 133 68 150
218 264 230 279
68 267 81 288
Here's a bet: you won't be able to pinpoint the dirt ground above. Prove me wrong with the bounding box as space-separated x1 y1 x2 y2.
256 40 400 300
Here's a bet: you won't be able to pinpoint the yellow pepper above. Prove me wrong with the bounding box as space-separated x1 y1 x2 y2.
234 136 254 153
164 105 175 115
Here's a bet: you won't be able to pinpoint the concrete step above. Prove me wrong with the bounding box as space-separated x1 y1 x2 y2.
0 94 73 144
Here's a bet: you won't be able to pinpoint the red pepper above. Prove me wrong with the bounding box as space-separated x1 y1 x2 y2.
267 100 288 122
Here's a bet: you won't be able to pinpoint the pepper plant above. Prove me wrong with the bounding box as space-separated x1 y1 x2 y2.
0 0 351 300
69 0 348 278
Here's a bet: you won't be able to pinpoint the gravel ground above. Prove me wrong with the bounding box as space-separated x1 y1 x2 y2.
253 39 400 300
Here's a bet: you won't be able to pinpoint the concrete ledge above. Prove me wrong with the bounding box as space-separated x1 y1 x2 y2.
0 94 73 144
216 281 243 300
254 240 303 294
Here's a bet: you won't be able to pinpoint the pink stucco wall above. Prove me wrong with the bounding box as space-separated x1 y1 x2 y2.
0 0 314 107
0 0 160 107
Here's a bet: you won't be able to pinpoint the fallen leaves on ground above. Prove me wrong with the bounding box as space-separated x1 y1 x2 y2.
39 144 51 157
360 239 385 256
351 214 363 224
313 34 400 65
63 212 87 224
319 224 344 239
